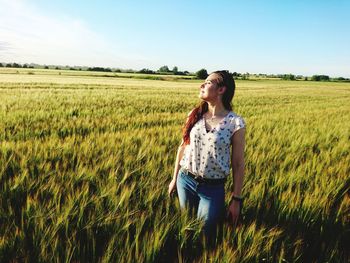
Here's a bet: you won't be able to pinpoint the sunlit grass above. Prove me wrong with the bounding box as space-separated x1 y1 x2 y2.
0 70 349 262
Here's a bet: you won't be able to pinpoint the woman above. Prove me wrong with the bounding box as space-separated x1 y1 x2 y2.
168 70 246 244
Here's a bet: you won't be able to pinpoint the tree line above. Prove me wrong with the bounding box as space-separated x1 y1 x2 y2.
1 62 349 82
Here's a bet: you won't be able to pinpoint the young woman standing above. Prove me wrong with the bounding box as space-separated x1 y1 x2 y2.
168 70 246 244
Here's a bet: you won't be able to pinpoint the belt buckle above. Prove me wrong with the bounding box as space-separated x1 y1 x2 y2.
194 174 204 183
188 170 200 181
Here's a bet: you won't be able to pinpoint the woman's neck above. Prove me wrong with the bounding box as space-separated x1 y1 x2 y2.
206 102 228 117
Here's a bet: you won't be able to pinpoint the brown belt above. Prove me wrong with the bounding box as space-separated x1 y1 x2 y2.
184 169 226 185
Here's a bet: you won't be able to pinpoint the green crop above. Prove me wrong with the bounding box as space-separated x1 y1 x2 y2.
1 69 349 262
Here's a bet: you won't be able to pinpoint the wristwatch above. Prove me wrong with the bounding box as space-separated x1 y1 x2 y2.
230 195 244 205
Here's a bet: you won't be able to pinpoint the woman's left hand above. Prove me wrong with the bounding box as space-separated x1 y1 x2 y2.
226 200 241 227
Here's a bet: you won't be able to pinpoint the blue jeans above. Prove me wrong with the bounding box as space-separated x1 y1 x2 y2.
176 167 225 244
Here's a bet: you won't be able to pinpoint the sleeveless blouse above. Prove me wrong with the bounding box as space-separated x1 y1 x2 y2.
179 111 246 179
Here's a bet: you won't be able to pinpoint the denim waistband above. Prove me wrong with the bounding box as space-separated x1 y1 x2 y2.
181 167 226 185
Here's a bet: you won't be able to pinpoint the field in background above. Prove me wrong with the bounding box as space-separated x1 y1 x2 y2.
0 67 196 82
1 69 349 262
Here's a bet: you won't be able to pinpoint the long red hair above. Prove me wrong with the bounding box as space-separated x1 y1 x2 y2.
182 70 236 145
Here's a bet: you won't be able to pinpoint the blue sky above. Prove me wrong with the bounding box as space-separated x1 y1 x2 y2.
0 0 349 77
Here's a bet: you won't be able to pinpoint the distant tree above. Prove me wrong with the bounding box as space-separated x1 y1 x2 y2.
12 63 21 68
44 66 49 69
311 75 330 81
320 75 330 81
158 65 170 73
241 72 250 80
311 75 319 81
6 63 12 67
55 66 60 70
335 77 345 81
172 66 178 74
23 64 28 68
88 67 111 72
332 77 346 81
196 69 208 79
0 63 3 67
139 68 155 74
282 74 296 80
183 70 189 75
175 71 186 75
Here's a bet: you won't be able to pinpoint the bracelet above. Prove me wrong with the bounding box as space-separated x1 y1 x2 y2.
231 195 244 203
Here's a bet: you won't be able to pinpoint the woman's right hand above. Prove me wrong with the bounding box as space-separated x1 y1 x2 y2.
168 178 177 197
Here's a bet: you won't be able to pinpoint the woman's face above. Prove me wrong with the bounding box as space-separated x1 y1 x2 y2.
198 73 224 101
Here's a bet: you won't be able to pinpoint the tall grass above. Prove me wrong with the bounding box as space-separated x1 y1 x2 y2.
0 70 349 262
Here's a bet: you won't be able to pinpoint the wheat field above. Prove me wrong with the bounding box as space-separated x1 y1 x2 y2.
0 69 349 262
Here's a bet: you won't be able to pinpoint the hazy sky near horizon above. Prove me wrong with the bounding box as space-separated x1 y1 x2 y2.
0 0 349 77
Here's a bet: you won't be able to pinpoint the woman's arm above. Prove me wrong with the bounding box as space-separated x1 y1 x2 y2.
168 110 193 196
230 128 246 197
168 140 186 196
172 139 186 181
226 128 246 225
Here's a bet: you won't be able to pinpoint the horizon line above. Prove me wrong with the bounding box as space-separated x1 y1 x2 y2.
1 61 348 79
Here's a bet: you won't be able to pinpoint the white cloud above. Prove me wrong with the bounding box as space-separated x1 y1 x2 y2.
0 0 150 68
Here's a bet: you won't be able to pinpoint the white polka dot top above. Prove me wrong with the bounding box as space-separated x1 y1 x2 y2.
179 111 246 179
